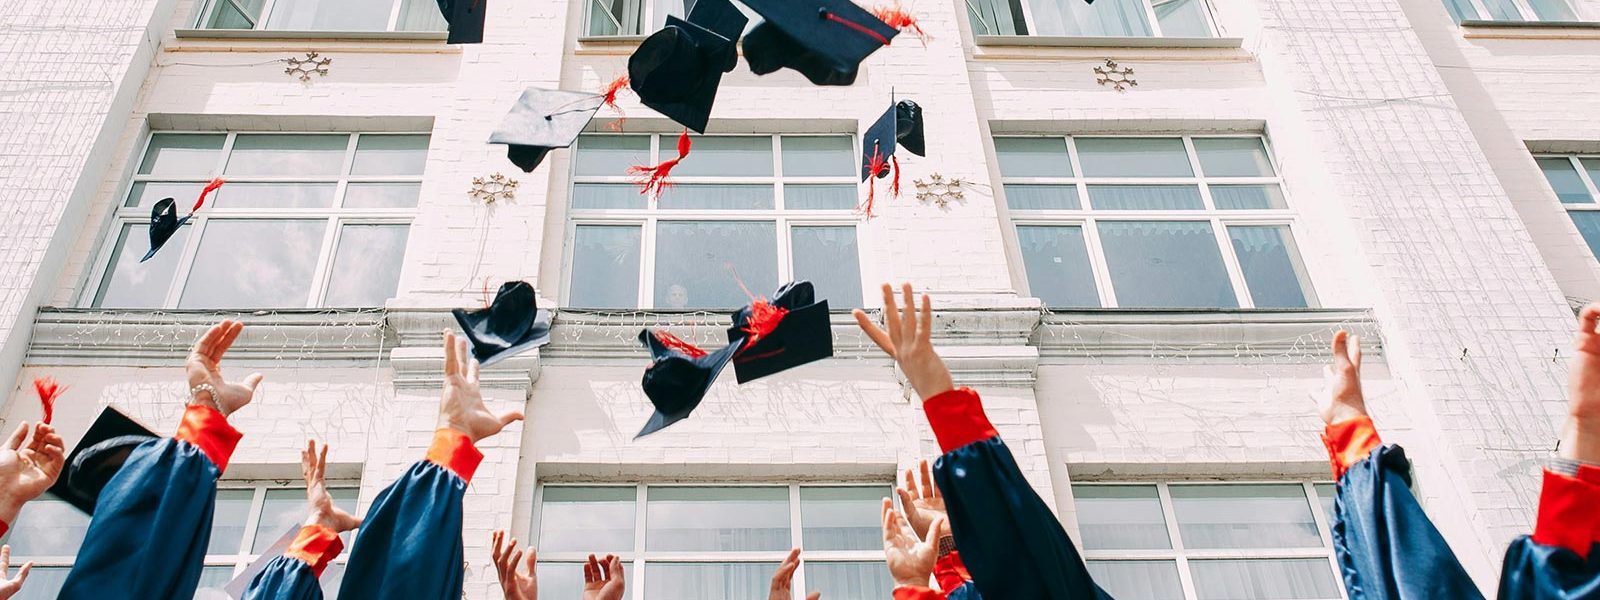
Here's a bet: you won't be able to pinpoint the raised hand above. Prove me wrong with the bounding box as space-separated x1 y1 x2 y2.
0 545 30 600
186 320 264 416
490 530 537 600
301 440 360 533
438 330 524 443
1563 305 1600 463
582 553 625 600
896 459 945 541
882 498 942 589
0 422 65 527
768 548 821 600
1318 330 1367 425
853 283 955 401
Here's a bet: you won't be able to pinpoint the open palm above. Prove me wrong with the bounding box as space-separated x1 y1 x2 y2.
186 320 263 416
439 331 523 443
897 460 945 540
882 498 940 588
302 440 360 533
583 554 624 600
491 530 538 600
1318 330 1366 425
0 423 64 525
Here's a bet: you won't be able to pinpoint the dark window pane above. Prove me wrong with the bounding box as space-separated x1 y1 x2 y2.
782 136 854 176
1087 185 1203 210
1313 483 1336 525
324 225 409 307
569 225 641 308
1228 225 1311 308
1539 157 1592 204
575 136 650 177
1005 184 1080 210
139 134 225 176
253 488 358 552
1193 138 1274 177
1015 226 1099 308
791 226 862 309
786 184 857 210
127 182 205 208
1570 212 1600 261
659 184 775 210
178 220 328 309
95 223 187 309
1076 138 1191 177
1098 221 1236 308
653 221 777 309
994 138 1072 178
1211 185 1287 210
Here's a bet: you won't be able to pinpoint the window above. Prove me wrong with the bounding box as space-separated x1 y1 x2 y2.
997 135 1316 309
91 132 424 309
565 134 866 310
0 483 359 600
1074 483 1343 600
196 0 448 32
1535 155 1600 263
967 0 1217 37
1439 0 1587 23
534 484 892 599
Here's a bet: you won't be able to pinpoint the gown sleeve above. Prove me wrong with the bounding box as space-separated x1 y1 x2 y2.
1322 416 1486 600
334 429 482 600
242 525 346 600
922 387 1111 600
1496 464 1600 599
56 405 243 600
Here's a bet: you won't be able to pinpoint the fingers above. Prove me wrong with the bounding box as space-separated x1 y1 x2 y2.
4 423 25 452
468 359 481 383
773 548 801 583
1331 330 1348 363
214 321 245 361
925 514 949 543
508 548 524 576
900 467 915 496
881 284 902 347
919 460 935 499
456 338 470 378
243 373 265 391
301 440 315 483
881 497 895 541
192 321 228 361
491 530 506 565
10 562 27 586
524 548 539 578
899 283 917 345
584 554 600 583
443 330 458 377
1351 335 1363 370
1581 304 1600 334
607 554 623 583
807 593 821 600
1 544 9 574
919 294 932 344
852 309 895 357
316 444 328 483
498 411 525 428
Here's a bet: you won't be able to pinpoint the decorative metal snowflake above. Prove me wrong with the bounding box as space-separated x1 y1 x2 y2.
283 52 332 82
470 173 520 204
1094 59 1137 92
914 173 965 208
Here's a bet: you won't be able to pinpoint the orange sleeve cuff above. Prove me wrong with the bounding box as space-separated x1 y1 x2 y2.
1322 416 1382 480
0 520 8 538
933 550 971 593
425 429 483 483
284 525 345 576
1532 468 1600 559
923 387 999 453
175 404 243 474
893 585 945 600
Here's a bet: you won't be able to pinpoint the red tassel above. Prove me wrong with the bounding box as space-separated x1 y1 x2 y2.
739 299 791 351
860 146 889 217
872 3 930 44
628 130 691 199
34 376 62 425
193 178 225 213
890 156 901 198
601 74 630 130
654 330 708 359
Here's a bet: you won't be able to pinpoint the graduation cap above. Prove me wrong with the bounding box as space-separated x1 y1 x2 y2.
489 88 605 173
452 281 553 367
48 406 160 515
636 329 742 438
626 0 748 133
724 280 833 383
435 0 486 44
143 178 224 263
739 0 899 86
858 103 919 215
894 99 925 157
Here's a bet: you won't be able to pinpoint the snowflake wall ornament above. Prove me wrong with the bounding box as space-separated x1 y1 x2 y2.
283 52 332 82
1094 59 1137 91
914 173 965 208
469 173 519 204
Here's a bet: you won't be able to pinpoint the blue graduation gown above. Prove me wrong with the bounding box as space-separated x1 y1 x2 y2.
242 526 344 600
1496 468 1600 600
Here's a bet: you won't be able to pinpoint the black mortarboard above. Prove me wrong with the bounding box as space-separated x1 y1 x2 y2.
636 329 742 438
739 0 898 86
452 281 553 367
142 197 191 263
627 0 747 133
861 104 898 181
436 0 486 44
895 100 925 157
489 88 605 173
724 281 834 383
48 406 160 515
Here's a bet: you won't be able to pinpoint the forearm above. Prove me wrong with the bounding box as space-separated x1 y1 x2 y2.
1558 418 1600 465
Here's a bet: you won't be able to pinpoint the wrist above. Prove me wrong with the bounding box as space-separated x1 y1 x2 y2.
0 495 24 527
1560 417 1600 464
894 576 930 588
189 383 226 417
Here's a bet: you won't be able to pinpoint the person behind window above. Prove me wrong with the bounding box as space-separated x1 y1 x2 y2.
664 283 690 309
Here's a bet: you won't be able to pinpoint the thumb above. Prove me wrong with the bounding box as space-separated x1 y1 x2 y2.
243 373 265 391
499 411 525 427
926 515 949 542
807 594 821 600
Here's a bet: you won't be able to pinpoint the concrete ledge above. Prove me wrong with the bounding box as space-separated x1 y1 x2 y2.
974 34 1244 48
27 308 391 366
1461 20 1600 39
1037 308 1380 363
174 29 449 41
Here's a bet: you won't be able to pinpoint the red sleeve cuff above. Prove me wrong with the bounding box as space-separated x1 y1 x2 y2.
923 387 999 453
0 520 8 538
1532 468 1600 559
893 585 945 600
284 524 345 576
1322 416 1382 480
933 551 971 593
425 429 483 483
175 404 243 474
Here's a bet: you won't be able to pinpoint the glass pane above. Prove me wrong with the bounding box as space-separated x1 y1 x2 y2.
208 489 257 554
226 134 349 176
782 136 854 177
1190 559 1340 600
1153 0 1213 37
127 181 205 208
1170 484 1322 549
1228 226 1312 309
1087 185 1203 210
653 221 777 309
1098 221 1237 308
1477 0 1526 20
1025 0 1153 35
1076 138 1191 177
324 225 409 307
251 488 358 552
211 183 337 209
1541 158 1595 204
343 183 421 208
204 0 261 29
1527 0 1578 20
179 220 328 309
645 562 780 599
1073 485 1170 549
536 562 634 600
1193 138 1274 177
791 226 863 309
645 486 789 551
321 562 348 598
1016 226 1099 308
588 0 644 35
1313 484 1336 524
10 566 68 600
1086 561 1185 600
1439 0 1477 21
1569 212 1600 261
5 498 90 556
573 184 644 209
1005 184 1080 210
1582 159 1600 189
967 0 1025 35
660 184 775 210
575 136 651 177
1211 185 1287 210
800 487 886 551
94 223 187 309
994 138 1072 178
786 184 857 210
808 561 896 600
351 135 430 175
265 0 394 30
195 565 235 598
396 0 449 30
138 134 225 176
539 487 637 553
569 225 641 308
671 137 773 177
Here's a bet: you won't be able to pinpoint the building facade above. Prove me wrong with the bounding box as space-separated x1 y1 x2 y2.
2 0 1599 595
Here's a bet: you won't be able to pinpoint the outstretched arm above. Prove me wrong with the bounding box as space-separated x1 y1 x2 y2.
243 441 363 600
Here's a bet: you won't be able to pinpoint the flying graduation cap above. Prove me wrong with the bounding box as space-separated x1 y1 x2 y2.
452 281 553 367
858 99 925 215
143 178 224 263
489 87 606 173
635 329 743 438
435 0 486 44
724 280 833 383
740 0 899 86
627 0 748 134
48 406 160 515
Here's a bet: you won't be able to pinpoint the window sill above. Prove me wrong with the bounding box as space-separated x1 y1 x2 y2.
973 34 1243 48
1460 20 1600 39
174 29 449 41
29 308 390 366
1036 308 1380 363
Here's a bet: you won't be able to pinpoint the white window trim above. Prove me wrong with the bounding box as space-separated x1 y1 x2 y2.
562 133 870 310
195 0 428 32
970 0 1220 38
82 131 423 310
998 133 1319 309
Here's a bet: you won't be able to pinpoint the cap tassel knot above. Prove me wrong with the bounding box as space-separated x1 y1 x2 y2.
739 299 790 352
861 146 890 217
194 178 225 213
629 129 691 200
601 74 630 130
34 376 62 425
654 330 709 359
872 3 930 45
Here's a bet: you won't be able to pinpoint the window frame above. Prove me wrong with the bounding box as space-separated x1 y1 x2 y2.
194 0 441 32
966 0 1221 38
83 130 424 310
1075 481 1346 600
997 133 1318 309
1535 153 1600 260
1452 0 1588 22
582 0 683 37
562 132 870 310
